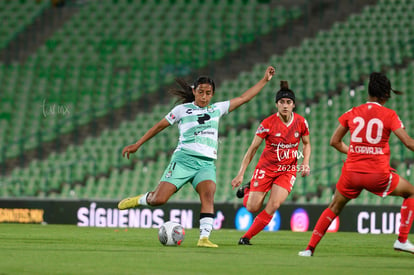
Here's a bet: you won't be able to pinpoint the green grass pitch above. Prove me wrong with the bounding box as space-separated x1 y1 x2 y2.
0 224 412 274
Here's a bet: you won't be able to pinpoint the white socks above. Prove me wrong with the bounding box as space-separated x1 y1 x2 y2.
199 217 213 239
138 192 149 205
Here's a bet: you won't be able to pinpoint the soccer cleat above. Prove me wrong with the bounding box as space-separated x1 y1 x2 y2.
236 182 250 198
117 194 143 210
197 237 219 248
393 239 414 254
298 250 313 257
238 237 252 245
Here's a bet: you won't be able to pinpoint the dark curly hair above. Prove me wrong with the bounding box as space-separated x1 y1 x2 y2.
368 72 403 101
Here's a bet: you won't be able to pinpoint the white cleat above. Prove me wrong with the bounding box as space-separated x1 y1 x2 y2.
298 250 313 257
393 240 414 254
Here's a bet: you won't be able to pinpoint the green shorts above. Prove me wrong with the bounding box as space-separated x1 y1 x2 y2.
160 150 216 190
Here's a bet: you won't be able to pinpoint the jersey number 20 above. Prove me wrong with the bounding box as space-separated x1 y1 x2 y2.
351 117 383 144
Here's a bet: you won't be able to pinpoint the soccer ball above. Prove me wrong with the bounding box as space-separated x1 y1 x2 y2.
158 221 185 246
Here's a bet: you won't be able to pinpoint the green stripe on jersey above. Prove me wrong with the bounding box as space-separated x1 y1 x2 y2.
166 101 230 159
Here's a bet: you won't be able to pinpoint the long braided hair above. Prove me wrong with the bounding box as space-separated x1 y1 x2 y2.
368 72 403 101
169 76 215 104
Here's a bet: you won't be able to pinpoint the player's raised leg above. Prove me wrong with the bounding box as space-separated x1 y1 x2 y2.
118 182 177 210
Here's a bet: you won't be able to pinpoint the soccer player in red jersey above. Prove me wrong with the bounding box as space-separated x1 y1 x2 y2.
231 81 311 245
299 72 414 256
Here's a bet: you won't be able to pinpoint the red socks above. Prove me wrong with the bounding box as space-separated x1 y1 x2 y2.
243 210 273 240
306 208 337 252
243 187 250 208
303 198 414 252
398 198 414 243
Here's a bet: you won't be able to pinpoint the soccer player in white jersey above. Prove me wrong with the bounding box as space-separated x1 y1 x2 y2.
118 66 275 247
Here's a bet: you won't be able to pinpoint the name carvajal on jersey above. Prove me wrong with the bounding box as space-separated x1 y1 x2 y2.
349 145 384 155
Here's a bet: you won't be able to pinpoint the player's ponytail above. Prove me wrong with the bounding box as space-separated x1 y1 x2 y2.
169 76 215 104
275 80 295 103
368 72 403 101
280 80 289 90
169 78 195 104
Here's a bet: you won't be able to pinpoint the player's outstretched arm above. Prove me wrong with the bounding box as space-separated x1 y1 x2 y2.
228 66 275 113
122 118 170 159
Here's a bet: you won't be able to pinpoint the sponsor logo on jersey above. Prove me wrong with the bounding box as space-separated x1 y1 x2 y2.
272 142 304 161
271 142 298 149
194 130 215 136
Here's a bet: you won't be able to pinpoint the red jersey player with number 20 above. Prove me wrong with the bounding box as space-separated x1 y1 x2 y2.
299 72 414 256
232 81 311 245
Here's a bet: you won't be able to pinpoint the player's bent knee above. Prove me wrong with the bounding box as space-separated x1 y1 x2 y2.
268 202 281 211
246 204 261 213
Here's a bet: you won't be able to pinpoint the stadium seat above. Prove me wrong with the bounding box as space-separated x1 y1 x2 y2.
3 0 414 206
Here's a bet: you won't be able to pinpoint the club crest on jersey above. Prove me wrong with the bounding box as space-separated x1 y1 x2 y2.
294 131 300 138
207 105 214 113
275 133 281 137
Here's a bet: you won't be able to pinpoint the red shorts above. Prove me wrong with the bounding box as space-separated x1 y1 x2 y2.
249 168 296 193
336 166 399 199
